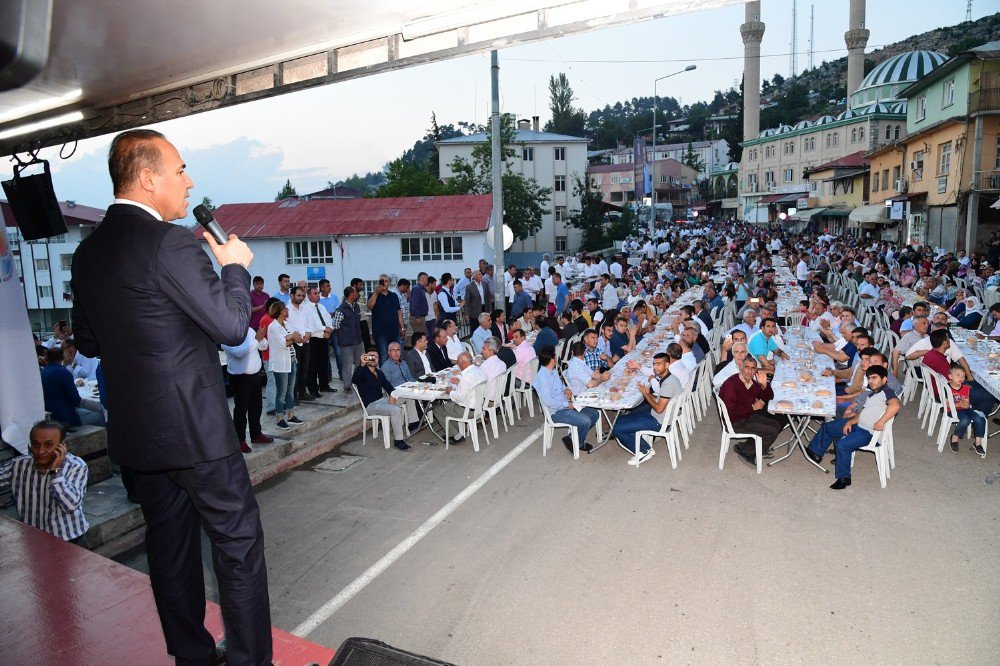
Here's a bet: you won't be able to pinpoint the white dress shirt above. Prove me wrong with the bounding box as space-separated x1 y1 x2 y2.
287 301 322 335
713 360 739 390
66 351 100 381
602 283 618 310
450 364 486 408
415 348 433 375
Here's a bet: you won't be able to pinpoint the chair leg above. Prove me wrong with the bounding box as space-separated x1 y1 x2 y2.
445 419 450 450
470 423 480 452
362 418 368 447
571 427 579 460
490 410 500 439
383 417 390 449
719 435 728 470
542 424 550 456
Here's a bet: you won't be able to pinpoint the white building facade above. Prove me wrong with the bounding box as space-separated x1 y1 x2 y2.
436 126 588 255
607 139 730 181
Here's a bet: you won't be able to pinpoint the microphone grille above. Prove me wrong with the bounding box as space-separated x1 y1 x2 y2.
193 204 211 223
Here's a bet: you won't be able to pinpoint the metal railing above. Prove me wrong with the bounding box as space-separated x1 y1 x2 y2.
969 88 1000 114
973 169 1000 191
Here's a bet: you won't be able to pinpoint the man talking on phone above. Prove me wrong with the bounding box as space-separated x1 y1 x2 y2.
71 129 271 665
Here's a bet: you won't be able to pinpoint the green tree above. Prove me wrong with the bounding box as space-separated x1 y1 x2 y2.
199 196 216 212
566 175 607 251
275 179 297 201
607 203 637 243
447 115 551 240
544 73 587 137
682 142 705 175
376 159 451 198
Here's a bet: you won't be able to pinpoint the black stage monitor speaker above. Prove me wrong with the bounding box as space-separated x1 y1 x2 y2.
331 637 457 666
0 0 53 91
2 159 67 241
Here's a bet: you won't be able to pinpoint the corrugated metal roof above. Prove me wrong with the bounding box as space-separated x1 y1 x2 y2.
199 194 492 240
437 130 589 145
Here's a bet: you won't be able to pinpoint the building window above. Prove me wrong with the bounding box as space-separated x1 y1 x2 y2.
892 165 901 184
885 125 892 141
34 258 49 272
400 238 421 262
894 125 901 140
912 151 924 181
523 147 534 161
873 172 880 191
554 175 566 192
783 168 794 183
939 142 952 176
851 128 857 143
832 132 839 147
285 240 334 265
942 78 955 108
610 175 620 184
554 206 567 222
881 169 889 188
859 127 865 142
39 285 52 299
62 281 72 298
809 180 818 193
60 254 73 270
916 95 927 121
554 147 565 161
825 134 832 148
659 174 669 184
784 141 794 155
748 174 758 191
995 135 1000 169
765 171 775 186
555 236 567 252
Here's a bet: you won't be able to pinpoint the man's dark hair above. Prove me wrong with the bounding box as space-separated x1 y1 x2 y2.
511 328 525 340
291 286 304 297
411 331 426 346
760 317 777 328
491 308 504 320
440 272 453 285
253 275 265 284
865 365 889 380
665 343 683 361
343 286 354 299
397 278 410 287
62 336 76 349
914 301 929 310
653 352 669 362
680 305 695 317
852 326 869 336
929 328 950 349
45 347 63 364
29 419 66 444
583 328 598 339
513 280 522 288
108 129 166 195
859 346 879 358
570 341 587 357
278 273 290 282
570 300 584 314
318 278 330 288
537 347 557 367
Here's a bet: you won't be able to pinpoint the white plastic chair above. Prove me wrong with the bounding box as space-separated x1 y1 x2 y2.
500 364 518 426
512 356 540 418
784 312 805 327
444 382 490 452
537 398 581 459
353 386 390 449
716 395 763 474
850 418 895 488
635 395 682 469
481 373 508 439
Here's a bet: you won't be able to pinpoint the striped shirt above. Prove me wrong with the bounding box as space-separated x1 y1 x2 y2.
0 453 89 541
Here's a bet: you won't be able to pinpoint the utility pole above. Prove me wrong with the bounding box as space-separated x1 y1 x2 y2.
789 0 798 78
809 5 815 71
490 50 504 311
966 0 973 22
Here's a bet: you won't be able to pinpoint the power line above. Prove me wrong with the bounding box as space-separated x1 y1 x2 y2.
503 44 892 65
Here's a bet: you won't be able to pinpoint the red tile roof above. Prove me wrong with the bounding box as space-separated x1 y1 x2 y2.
1 200 105 227
806 151 870 174
199 194 492 240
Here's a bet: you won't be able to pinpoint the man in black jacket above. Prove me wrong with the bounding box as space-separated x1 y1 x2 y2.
427 327 454 371
71 130 271 665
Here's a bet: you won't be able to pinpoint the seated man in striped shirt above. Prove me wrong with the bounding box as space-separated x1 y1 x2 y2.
0 420 89 545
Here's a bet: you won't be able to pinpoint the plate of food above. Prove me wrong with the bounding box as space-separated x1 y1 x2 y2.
815 389 832 397
775 399 794 410
781 381 798 389
811 400 825 410
797 371 814 382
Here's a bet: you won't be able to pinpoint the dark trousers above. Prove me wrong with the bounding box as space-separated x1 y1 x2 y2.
732 412 786 452
307 336 330 392
293 342 311 398
230 372 263 440
134 453 272 666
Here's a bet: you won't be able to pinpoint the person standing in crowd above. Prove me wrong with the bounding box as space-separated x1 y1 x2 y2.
70 129 271 663
0 420 89 545
424 275 440 337
409 272 430 344
463 270 491 322
249 275 270 331
273 273 292 304
222 324 273 453
331 286 365 394
393 278 412 346
259 296 280 416
266 301 301 431
353 351 417 451
437 273 462 326
318 278 343 383
286 286 318 402
306 286 336 394
510 280 533 319
367 274 403 362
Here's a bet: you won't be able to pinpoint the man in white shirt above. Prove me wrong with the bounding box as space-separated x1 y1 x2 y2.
858 271 880 300
585 258 602 279
596 254 609 275
479 337 507 383
796 254 810 286
433 352 486 443
539 253 550 278
713 343 749 390
454 267 473 298
600 275 618 311
522 267 543 302
656 240 670 256
62 338 99 381
732 309 760 339
609 258 623 280
769 238 782 253
286 286 322 400
665 343 691 385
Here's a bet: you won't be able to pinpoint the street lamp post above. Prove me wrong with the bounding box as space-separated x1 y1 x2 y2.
650 64 697 239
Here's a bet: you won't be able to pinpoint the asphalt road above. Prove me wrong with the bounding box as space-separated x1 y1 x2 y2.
117 399 1000 665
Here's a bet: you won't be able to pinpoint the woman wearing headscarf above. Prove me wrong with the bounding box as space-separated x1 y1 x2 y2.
958 296 984 330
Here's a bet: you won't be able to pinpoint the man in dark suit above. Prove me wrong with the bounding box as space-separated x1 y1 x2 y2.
490 308 510 343
463 269 492 321
427 327 454 371
405 332 435 379
70 129 271 666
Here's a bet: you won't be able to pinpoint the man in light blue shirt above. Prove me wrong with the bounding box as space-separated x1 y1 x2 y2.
319 279 343 380
747 318 787 373
470 313 493 354
553 273 570 316
380 342 415 387
564 340 610 395
533 348 600 454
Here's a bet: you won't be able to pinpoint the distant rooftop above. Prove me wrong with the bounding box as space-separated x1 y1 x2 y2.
1 199 105 227
437 130 589 145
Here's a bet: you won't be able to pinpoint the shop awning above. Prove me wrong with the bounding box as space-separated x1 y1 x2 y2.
758 193 786 204
848 204 889 226
691 204 708 211
822 207 852 217
788 207 827 221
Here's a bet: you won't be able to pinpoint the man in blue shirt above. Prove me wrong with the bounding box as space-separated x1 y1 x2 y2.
533 348 600 454
510 280 533 318
367 275 402 361
747 318 787 373
318 278 343 381
470 313 493 354
40 348 105 427
380 342 415 387
553 273 570 316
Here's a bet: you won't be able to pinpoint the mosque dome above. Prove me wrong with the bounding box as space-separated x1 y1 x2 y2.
792 120 813 130
849 50 948 108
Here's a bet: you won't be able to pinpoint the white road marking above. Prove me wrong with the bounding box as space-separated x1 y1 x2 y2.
291 428 543 637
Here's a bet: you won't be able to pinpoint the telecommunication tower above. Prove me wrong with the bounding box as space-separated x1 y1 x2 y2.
809 5 815 70
789 0 798 77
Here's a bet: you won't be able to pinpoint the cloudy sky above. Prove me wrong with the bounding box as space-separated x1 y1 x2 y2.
2 0 986 218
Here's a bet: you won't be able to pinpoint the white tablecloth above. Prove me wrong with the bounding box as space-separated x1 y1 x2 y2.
767 328 836 419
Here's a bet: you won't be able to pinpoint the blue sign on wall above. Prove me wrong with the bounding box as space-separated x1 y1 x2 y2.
307 266 326 280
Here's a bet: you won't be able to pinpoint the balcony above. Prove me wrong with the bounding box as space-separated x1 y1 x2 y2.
974 169 1000 191
969 88 1000 114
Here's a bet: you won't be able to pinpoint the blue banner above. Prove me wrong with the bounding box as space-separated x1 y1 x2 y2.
307 266 326 280
634 137 647 201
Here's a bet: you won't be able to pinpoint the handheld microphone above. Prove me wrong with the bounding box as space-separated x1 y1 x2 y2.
193 204 228 245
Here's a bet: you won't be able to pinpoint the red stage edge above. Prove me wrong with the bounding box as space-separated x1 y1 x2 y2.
0 515 335 665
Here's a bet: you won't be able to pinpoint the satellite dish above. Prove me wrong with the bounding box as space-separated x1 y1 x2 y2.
486 224 514 250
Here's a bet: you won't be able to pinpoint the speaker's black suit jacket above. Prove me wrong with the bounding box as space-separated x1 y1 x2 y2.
426 342 454 372
71 204 251 471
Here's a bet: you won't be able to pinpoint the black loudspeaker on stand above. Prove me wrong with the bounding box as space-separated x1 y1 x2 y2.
331 637 456 666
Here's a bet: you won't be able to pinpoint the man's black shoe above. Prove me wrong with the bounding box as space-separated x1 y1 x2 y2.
320 386 338 393
805 448 823 464
298 394 316 402
309 392 321 399
450 435 465 444
829 477 852 490
762 450 774 459
394 441 411 451
266 410 276 416
734 446 756 468
562 435 575 452
581 442 594 453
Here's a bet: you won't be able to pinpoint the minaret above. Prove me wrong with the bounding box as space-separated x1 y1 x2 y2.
741 1 765 142
845 0 870 97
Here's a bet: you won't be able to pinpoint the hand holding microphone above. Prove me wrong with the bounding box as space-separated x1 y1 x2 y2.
195 204 253 269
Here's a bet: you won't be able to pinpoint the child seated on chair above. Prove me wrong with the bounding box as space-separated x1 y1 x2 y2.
947 365 987 458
